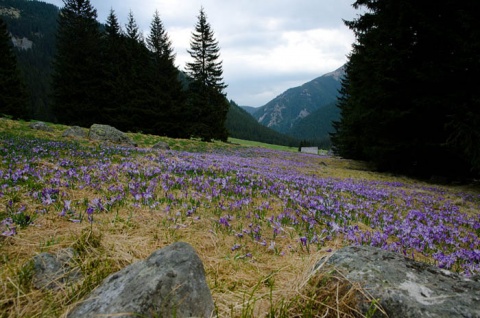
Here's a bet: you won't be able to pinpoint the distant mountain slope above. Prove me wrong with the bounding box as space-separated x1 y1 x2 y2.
240 105 257 115
289 101 340 148
0 0 59 121
226 101 299 147
253 66 344 136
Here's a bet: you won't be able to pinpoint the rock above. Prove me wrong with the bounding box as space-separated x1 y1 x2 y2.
88 124 136 147
62 126 88 139
29 121 53 132
300 147 319 155
32 248 81 290
67 242 214 318
152 141 170 150
319 246 480 318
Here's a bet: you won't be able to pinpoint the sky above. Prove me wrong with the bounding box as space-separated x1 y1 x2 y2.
43 0 360 107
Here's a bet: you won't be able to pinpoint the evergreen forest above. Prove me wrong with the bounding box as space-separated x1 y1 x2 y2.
332 0 480 179
0 0 57 121
0 0 297 146
51 1 227 141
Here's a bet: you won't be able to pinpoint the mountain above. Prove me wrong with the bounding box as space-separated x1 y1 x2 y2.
227 101 299 147
253 66 344 141
240 105 257 115
289 101 340 148
0 0 59 121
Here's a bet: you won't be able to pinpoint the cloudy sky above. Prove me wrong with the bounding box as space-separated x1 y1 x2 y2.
43 0 360 107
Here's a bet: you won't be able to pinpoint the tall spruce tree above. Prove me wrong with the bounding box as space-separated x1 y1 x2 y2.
52 0 102 127
332 0 480 177
101 9 128 128
186 7 229 142
121 11 154 133
146 10 186 137
0 17 27 119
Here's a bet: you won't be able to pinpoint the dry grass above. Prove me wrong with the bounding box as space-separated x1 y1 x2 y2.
1 119 477 317
1 206 382 318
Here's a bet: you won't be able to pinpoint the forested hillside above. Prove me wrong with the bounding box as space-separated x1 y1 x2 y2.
289 101 340 148
227 100 298 147
252 66 343 147
0 0 297 146
0 0 58 120
332 0 480 178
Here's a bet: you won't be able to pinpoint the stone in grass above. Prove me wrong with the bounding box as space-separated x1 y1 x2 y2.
152 141 170 150
67 242 214 318
319 245 480 318
33 247 82 290
88 124 137 147
29 121 53 132
62 126 88 139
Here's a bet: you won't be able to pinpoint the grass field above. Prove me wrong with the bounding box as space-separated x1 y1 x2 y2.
228 137 298 153
1 118 479 317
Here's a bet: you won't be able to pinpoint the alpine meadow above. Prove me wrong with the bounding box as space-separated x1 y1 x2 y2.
1 0 480 317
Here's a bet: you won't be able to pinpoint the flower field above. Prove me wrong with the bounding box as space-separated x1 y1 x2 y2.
1 119 479 317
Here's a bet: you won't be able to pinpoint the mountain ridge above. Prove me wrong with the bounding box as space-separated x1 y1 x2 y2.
245 66 344 146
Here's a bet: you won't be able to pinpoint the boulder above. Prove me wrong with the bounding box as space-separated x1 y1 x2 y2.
88 124 136 147
62 126 88 139
319 246 480 318
152 141 170 150
32 247 81 290
29 121 53 132
67 242 214 318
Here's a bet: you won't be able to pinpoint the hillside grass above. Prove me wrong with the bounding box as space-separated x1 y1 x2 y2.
1 119 479 318
228 137 298 153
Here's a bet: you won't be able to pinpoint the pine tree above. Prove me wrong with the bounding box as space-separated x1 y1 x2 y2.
332 0 480 177
186 7 229 142
0 17 28 119
100 8 127 127
121 11 156 133
147 11 172 62
52 0 102 127
146 10 187 137
125 11 142 43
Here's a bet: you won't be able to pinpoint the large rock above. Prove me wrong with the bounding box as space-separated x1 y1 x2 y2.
67 242 214 318
62 126 88 139
320 246 480 318
88 124 136 147
32 248 81 290
29 121 53 132
152 141 170 150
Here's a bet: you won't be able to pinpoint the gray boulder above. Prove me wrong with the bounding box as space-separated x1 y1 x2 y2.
88 124 136 147
29 121 53 132
67 242 214 318
62 126 88 139
32 248 81 290
152 141 170 150
320 246 480 318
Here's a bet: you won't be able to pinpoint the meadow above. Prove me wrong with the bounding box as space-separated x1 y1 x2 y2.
1 118 479 317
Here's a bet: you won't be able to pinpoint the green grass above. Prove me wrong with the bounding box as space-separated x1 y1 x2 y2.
228 137 298 152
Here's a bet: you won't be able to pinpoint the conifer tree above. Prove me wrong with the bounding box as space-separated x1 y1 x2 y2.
0 17 27 119
125 11 142 43
332 0 480 177
146 10 187 137
121 11 154 133
101 9 127 127
52 0 102 127
186 7 229 141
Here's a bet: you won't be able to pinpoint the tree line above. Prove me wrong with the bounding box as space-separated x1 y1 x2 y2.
332 0 480 179
1 0 229 142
